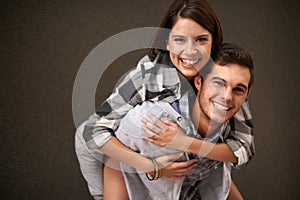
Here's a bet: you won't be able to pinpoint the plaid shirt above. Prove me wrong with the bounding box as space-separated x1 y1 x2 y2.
82 53 255 167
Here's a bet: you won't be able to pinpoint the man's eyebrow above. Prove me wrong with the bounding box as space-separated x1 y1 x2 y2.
236 83 248 91
212 77 225 82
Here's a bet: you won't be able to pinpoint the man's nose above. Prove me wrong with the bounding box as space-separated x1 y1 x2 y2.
223 88 232 102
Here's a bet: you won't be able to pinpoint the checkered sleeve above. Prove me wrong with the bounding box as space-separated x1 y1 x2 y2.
82 55 180 150
225 100 255 169
82 56 150 149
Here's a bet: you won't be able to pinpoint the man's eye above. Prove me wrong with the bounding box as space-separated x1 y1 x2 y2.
234 87 246 94
214 81 224 87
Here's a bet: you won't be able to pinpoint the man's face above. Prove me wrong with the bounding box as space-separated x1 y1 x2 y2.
196 63 251 124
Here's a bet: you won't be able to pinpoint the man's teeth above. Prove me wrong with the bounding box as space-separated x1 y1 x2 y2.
213 102 229 111
181 58 199 65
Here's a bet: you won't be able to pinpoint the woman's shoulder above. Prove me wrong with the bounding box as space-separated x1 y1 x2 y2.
138 54 178 76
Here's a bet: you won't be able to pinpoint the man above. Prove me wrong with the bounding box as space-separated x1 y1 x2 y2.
117 43 254 199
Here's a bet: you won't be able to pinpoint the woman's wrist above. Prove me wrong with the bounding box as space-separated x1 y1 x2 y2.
145 158 161 180
174 132 194 152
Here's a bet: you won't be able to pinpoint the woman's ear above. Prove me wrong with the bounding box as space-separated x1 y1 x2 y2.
194 74 202 91
166 43 170 51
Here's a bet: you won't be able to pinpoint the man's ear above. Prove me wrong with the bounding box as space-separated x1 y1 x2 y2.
247 89 251 96
194 74 202 91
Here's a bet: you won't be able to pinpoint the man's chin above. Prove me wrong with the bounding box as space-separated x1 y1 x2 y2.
210 119 226 125
210 113 229 124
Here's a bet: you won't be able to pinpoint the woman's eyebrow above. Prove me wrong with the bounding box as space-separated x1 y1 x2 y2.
196 33 210 37
171 34 186 38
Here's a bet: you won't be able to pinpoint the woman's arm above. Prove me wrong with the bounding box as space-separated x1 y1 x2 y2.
141 116 238 163
100 136 196 176
225 100 255 168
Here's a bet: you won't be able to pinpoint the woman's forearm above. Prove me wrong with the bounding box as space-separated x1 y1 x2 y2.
99 136 153 172
187 137 238 163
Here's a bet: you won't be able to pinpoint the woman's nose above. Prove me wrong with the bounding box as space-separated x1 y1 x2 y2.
183 39 197 55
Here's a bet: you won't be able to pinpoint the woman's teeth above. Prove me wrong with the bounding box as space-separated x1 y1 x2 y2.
181 58 200 65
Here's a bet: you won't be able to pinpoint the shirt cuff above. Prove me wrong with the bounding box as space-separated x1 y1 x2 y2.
226 140 249 168
87 133 112 150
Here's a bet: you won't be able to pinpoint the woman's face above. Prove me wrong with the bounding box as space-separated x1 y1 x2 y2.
168 17 213 80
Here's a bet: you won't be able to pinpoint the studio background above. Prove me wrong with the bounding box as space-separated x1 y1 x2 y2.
1 0 299 199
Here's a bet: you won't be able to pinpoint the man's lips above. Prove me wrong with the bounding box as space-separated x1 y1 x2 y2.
212 101 231 111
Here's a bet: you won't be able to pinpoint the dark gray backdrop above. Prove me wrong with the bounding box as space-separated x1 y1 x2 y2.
1 0 299 199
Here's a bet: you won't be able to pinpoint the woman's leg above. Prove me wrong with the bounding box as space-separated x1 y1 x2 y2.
103 159 129 200
75 128 104 200
227 179 244 200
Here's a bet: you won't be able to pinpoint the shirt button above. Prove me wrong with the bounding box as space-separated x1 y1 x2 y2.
177 116 182 121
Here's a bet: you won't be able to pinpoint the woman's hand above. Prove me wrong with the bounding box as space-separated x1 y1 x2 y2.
155 154 196 178
141 112 193 151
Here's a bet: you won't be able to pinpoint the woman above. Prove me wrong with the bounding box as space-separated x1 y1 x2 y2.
75 0 251 199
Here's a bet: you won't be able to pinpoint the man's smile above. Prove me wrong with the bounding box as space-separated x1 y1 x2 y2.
212 101 231 111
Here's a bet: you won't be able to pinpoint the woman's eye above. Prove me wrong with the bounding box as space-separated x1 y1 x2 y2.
174 37 185 43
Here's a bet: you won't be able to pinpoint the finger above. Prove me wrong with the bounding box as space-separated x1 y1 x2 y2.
175 163 197 173
147 112 165 129
167 174 186 179
142 137 162 146
170 159 196 169
162 173 185 179
179 159 197 168
161 118 178 128
143 136 156 143
166 169 193 178
141 117 162 134
161 170 186 178
140 125 158 137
